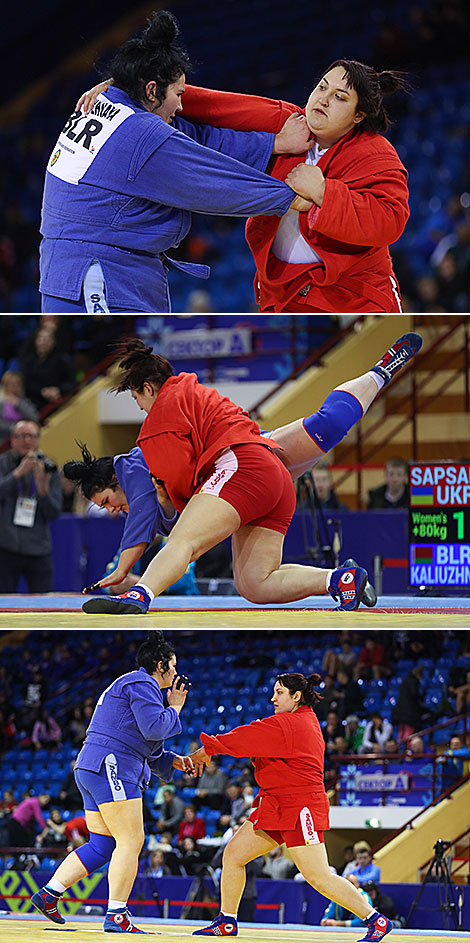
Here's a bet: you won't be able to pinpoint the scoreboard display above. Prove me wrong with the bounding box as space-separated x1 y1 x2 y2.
409 463 470 588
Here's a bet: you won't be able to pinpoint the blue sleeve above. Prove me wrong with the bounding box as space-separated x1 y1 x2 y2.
115 449 176 550
85 120 294 218
323 901 336 920
127 682 182 741
174 117 274 173
148 746 178 781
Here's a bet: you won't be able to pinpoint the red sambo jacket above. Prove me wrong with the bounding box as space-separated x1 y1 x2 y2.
137 372 280 513
182 85 409 313
201 704 330 831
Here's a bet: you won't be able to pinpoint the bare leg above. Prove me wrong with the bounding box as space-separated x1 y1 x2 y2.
219 821 279 914
289 843 372 919
232 525 329 604
138 493 241 596
270 372 379 478
50 809 112 887
98 798 145 902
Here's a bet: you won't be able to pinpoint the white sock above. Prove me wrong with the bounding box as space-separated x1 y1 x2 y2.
367 370 385 391
108 899 127 911
136 582 155 601
365 910 377 920
46 878 66 895
222 912 238 920
325 569 333 590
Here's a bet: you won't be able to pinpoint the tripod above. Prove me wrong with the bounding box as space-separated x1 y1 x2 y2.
405 841 461 931
296 472 340 568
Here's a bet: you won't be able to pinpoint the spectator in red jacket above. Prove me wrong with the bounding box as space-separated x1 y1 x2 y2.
354 637 390 681
177 805 206 844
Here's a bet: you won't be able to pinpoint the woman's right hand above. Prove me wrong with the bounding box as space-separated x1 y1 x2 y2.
76 78 113 115
290 195 314 212
167 677 189 712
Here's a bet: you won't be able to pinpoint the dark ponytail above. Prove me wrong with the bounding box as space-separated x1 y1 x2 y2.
320 59 410 134
136 630 175 676
110 10 191 106
112 337 173 394
277 672 323 707
63 442 116 500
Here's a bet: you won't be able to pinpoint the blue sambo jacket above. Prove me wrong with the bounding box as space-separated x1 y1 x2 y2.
75 667 182 788
40 86 294 310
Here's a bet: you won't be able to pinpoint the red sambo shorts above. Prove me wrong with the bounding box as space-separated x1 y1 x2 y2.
198 443 296 536
249 801 327 848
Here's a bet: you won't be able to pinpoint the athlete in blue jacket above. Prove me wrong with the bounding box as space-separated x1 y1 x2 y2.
32 631 192 934
39 11 312 313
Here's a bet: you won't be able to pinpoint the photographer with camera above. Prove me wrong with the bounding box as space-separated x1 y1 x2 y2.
0 419 62 592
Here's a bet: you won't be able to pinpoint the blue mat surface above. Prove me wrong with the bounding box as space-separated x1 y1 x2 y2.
0 594 469 611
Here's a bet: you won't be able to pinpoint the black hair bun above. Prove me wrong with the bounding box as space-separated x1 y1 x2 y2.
63 460 86 483
143 10 179 48
307 672 322 687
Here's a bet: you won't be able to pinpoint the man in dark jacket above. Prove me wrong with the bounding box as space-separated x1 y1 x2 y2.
362 882 397 921
391 665 428 741
368 458 409 509
0 420 62 592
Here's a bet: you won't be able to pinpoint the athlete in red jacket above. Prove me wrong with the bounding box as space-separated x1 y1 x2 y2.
190 672 392 942
81 333 421 615
181 60 409 313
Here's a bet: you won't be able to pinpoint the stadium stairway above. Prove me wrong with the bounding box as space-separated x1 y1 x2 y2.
374 777 470 883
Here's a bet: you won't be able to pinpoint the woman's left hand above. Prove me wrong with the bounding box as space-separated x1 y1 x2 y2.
285 164 326 206
172 754 196 774
76 79 113 115
274 114 314 155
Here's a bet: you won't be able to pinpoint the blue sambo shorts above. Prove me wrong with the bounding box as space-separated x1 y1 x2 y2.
75 753 143 811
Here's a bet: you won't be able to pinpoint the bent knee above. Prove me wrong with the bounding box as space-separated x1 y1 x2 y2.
234 574 269 605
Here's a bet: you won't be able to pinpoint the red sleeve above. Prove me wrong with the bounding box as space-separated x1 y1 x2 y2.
306 169 409 247
177 821 184 843
201 715 290 758
182 85 298 134
195 818 206 840
139 432 196 512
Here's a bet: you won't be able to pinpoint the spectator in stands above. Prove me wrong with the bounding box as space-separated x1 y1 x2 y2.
344 715 364 753
384 738 400 756
362 882 397 921
145 848 172 877
367 458 409 509
177 804 206 844
335 668 364 719
321 874 373 926
322 632 358 678
32 708 62 751
8 792 50 848
194 758 227 810
349 842 381 885
315 676 339 720
341 845 355 875
0 371 38 445
63 814 90 851
405 735 426 757
262 845 295 879
354 636 390 681
179 836 202 875
440 734 470 777
19 327 75 412
155 786 185 835
0 420 62 593
448 670 470 715
391 664 427 741
360 711 393 754
322 711 344 753
0 788 17 816
36 809 68 849
0 708 17 754
218 783 244 830
68 706 87 747
312 463 349 510
58 760 83 813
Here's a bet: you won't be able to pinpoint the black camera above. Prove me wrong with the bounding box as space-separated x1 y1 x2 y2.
434 840 451 858
37 451 57 474
176 674 191 690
